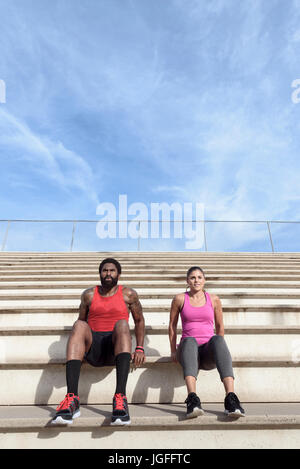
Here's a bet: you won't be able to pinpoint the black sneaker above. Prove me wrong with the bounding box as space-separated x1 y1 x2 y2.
51 393 80 425
111 393 131 426
185 392 204 419
224 392 245 418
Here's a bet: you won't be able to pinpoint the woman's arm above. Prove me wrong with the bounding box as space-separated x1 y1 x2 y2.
168 294 184 361
211 294 225 336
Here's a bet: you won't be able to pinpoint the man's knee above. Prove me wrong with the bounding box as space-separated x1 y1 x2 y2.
113 319 130 335
71 320 91 340
112 320 131 348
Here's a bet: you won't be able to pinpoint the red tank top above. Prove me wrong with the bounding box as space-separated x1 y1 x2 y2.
87 285 129 332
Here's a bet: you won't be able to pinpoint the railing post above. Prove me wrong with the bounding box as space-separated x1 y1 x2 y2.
267 221 275 253
137 221 141 251
70 222 77 252
203 221 208 252
1 221 10 252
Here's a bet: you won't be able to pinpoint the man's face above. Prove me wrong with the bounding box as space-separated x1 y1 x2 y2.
100 263 119 288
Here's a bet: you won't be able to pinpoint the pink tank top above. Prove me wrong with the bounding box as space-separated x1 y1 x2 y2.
180 291 215 345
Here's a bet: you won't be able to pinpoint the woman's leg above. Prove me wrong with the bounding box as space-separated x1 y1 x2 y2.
200 335 234 395
177 338 204 417
200 336 245 417
177 337 199 386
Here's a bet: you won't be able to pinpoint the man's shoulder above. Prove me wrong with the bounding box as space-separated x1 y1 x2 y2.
81 286 95 301
121 285 139 302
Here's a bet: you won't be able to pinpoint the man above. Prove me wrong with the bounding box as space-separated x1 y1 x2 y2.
52 258 145 426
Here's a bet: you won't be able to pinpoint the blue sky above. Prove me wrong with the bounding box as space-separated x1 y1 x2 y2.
0 0 300 251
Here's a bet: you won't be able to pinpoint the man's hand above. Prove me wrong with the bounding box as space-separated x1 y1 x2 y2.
131 349 145 369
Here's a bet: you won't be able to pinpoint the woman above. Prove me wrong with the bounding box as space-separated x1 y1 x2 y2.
169 266 245 419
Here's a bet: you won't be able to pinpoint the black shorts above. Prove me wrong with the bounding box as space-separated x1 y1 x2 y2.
84 330 115 367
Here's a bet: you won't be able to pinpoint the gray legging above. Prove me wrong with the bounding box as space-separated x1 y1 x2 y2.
176 335 234 381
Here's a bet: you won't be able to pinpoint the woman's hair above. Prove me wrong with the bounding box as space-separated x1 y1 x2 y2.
186 266 206 292
186 266 206 279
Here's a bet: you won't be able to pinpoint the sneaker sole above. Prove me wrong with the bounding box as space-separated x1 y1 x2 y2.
110 418 131 426
51 410 81 425
224 409 245 419
186 407 205 419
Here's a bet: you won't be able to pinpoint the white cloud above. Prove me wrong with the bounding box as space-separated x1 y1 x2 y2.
0 108 99 204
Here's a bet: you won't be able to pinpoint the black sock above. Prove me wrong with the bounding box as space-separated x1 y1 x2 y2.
115 352 131 395
66 360 82 396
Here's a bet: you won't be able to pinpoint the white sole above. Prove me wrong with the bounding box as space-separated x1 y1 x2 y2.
225 409 245 418
186 407 205 419
51 410 81 425
110 418 131 426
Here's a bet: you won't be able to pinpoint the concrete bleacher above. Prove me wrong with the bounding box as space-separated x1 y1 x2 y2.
0 251 300 448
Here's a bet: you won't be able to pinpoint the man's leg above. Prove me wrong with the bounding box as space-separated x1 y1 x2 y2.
112 319 132 395
66 319 93 394
52 320 92 425
111 320 132 425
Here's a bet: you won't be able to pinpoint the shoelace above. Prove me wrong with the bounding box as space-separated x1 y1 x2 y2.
56 393 76 411
226 393 240 408
114 393 126 410
185 394 200 406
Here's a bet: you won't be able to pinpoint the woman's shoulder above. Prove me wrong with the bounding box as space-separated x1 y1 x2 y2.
172 292 186 308
174 292 186 300
206 292 222 306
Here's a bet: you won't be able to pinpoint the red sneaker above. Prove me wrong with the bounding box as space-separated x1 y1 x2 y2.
51 393 80 425
111 393 131 426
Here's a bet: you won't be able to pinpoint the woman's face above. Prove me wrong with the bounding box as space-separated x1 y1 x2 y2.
187 269 206 292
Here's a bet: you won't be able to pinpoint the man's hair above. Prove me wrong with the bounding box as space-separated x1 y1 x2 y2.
99 258 122 275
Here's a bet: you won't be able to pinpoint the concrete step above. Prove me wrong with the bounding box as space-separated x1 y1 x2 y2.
0 252 299 258
1 403 300 449
1 266 300 274
0 258 300 266
1 251 299 257
0 288 300 300
0 326 299 361
1 280 300 289
1 297 300 308
2 274 300 283
0 357 299 405
1 310 300 328
0 251 299 448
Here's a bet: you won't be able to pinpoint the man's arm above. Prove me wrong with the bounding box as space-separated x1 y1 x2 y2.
78 289 93 322
126 288 145 366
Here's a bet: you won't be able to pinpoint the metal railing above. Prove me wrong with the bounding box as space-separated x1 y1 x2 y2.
0 219 299 252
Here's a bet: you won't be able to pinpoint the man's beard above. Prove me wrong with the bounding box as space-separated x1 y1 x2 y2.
100 276 118 288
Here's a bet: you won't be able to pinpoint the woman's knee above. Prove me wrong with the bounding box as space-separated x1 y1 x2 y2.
178 338 199 369
180 337 198 351
210 335 226 350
